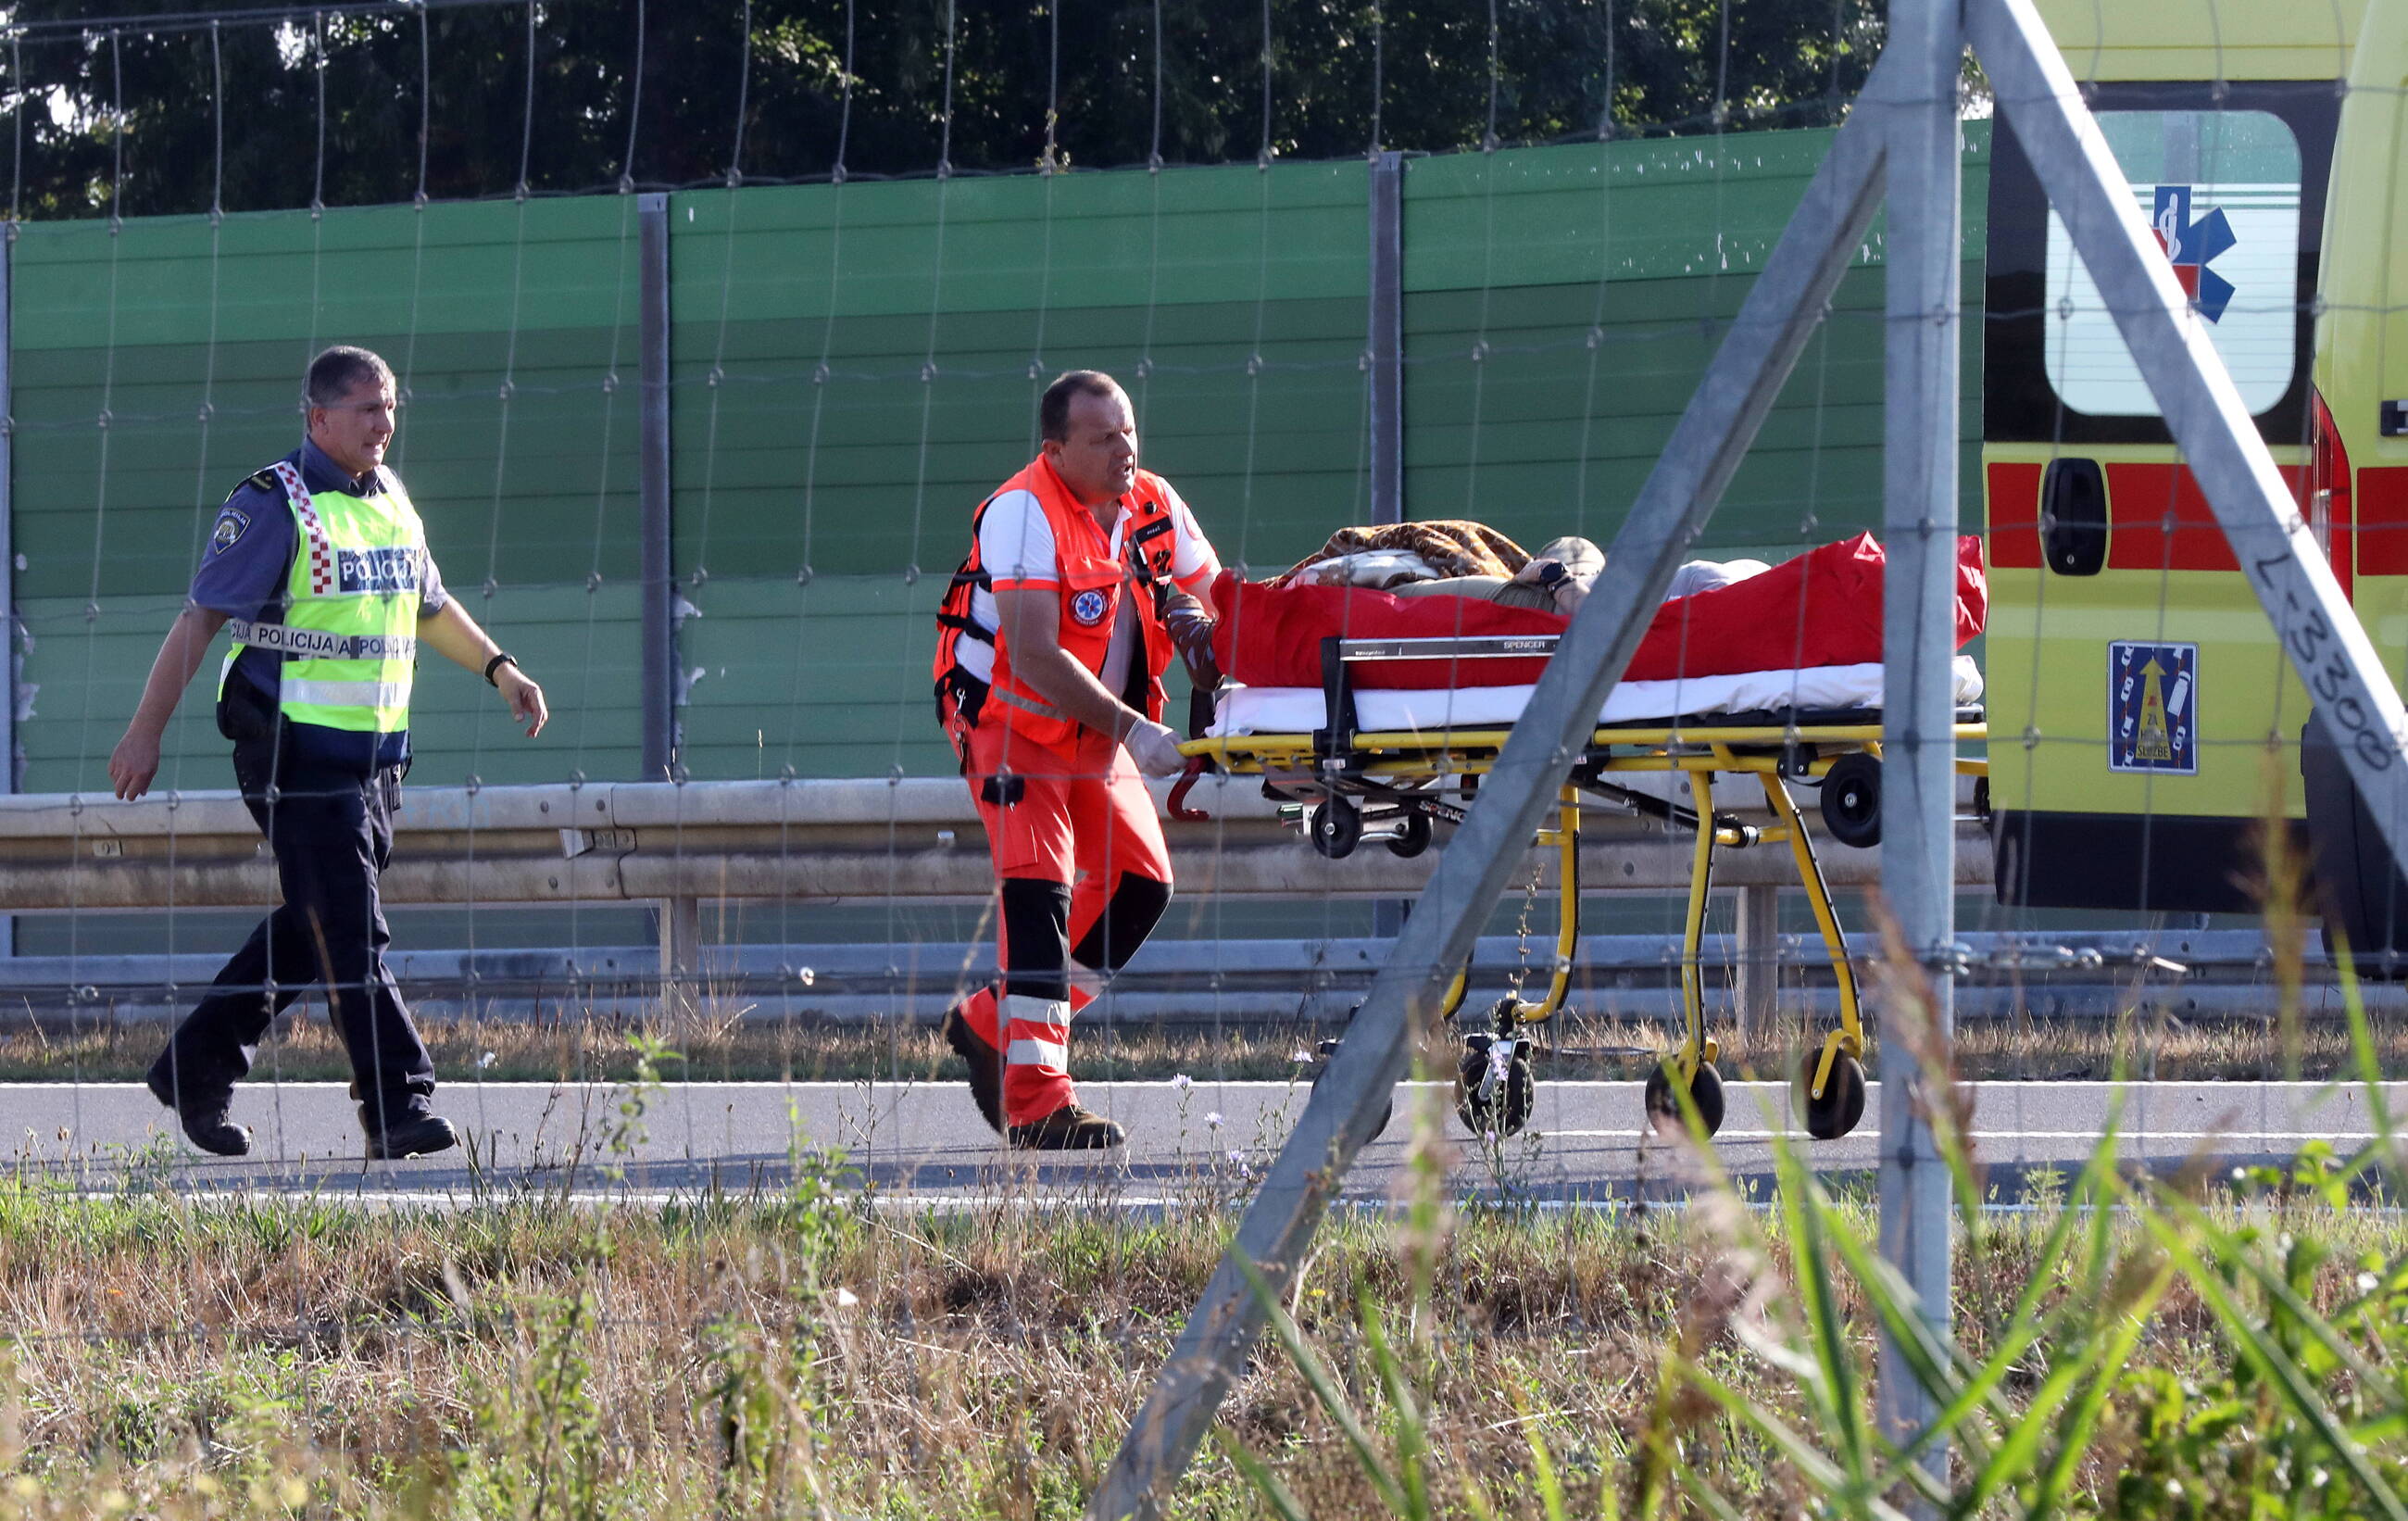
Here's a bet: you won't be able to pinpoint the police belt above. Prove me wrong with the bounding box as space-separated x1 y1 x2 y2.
227 619 418 660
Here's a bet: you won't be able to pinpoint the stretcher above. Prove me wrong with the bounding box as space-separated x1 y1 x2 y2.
1169 632 1989 1141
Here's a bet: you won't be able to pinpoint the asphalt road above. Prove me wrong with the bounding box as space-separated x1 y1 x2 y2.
5 1076 2400 1205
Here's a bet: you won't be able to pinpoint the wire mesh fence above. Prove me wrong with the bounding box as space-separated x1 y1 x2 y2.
0 1 2401 1510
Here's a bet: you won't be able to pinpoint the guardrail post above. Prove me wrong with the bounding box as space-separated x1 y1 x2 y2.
659 894 702 1014
1733 884 1778 1049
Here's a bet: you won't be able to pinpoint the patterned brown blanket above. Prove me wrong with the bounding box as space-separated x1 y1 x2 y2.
1277 520 1531 585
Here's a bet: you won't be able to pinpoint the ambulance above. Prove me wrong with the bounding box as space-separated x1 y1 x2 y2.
1984 0 2406 946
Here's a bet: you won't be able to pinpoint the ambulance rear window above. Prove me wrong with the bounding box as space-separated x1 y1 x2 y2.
2042 110 2302 418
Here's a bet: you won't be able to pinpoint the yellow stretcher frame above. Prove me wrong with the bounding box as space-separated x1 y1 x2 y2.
1175 719 1991 1138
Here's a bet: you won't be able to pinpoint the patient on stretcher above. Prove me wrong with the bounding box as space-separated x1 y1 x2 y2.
1288 523 1767 615
1217 528 1988 706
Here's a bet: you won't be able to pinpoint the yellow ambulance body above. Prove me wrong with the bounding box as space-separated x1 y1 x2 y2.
2299 0 2408 952
1984 0 2378 914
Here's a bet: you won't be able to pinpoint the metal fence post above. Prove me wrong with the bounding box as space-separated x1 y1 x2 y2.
638 193 685 999
1368 150 1405 526
0 222 17 958
1873 0 1963 1490
638 192 675 783
1367 150 1411 934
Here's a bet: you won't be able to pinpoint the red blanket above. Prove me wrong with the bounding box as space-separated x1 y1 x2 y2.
1211 532 1987 690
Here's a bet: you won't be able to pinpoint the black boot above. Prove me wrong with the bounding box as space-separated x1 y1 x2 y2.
144 1057 251 1158
940 1009 1005 1133
361 1105 458 1161
1008 1104 1126 1150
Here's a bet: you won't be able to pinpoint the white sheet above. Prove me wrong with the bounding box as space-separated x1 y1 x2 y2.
1209 656 1983 736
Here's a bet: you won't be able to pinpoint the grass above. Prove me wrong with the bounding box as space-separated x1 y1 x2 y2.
8 815 2408 1515
2 1131 2405 1519
8 991 2408 1516
0 1001 2399 1085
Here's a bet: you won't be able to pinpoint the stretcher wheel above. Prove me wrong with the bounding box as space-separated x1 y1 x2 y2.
1454 1034 1535 1139
1386 811 1433 859
1821 752 1883 848
1643 1060 1725 1138
1798 1051 1867 1140
1310 797 1361 859
1310 1043 1393 1138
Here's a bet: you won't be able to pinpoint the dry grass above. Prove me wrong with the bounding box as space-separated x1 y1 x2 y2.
0 1002 2394 1086
0 1138 2394 1519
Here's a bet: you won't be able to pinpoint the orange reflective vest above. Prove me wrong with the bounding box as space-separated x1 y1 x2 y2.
934 457 1181 755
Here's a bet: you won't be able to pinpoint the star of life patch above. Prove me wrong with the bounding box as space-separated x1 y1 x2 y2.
1070 587 1110 626
209 508 250 553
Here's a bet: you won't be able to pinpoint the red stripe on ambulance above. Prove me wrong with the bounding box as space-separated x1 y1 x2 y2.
2104 463 2239 572
2353 467 2408 575
1986 461 2043 569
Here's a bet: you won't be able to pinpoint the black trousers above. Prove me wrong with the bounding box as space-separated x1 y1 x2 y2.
152 733 436 1124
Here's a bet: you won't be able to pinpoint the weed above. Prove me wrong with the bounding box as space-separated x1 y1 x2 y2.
20 1005 2408 1086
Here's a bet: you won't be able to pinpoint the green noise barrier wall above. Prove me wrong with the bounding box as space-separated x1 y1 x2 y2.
10 124 1988 794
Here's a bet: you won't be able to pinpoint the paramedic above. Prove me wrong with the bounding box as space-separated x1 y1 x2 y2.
107 345 550 1163
930 370 1221 1149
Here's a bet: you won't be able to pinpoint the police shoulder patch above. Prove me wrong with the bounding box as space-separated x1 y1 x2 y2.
210 507 251 553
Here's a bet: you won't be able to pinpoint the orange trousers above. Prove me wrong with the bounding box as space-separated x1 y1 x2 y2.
958 719 1173 1125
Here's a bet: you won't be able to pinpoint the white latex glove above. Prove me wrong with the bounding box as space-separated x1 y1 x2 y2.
1124 718 1188 778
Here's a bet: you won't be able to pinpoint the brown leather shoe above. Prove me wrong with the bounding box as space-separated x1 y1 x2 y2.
940 1009 1003 1134
1008 1103 1127 1150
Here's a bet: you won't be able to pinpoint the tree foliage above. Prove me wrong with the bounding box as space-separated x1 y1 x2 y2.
0 0 1882 220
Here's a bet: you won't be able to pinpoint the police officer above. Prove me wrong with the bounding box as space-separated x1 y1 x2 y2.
107 345 549 1161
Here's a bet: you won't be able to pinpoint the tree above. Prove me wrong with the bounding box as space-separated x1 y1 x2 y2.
0 0 1883 219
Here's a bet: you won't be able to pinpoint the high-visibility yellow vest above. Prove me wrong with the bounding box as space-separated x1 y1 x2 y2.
219 459 425 734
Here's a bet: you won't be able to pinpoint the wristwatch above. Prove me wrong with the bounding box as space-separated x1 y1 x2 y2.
1534 560 1569 591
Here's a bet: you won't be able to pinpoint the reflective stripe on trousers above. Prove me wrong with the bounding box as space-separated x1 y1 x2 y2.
1007 1037 1070 1068
999 993 1073 1123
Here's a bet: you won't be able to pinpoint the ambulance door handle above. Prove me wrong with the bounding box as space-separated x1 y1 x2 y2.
2040 457 2108 577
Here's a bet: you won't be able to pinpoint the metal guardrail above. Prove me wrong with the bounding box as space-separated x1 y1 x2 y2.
4 928 2357 1025
0 774 1991 906
0 774 1996 995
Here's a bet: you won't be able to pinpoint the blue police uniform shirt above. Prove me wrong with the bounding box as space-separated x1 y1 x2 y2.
187 439 450 771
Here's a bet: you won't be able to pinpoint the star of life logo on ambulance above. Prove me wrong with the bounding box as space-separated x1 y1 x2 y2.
2151 184 2236 322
